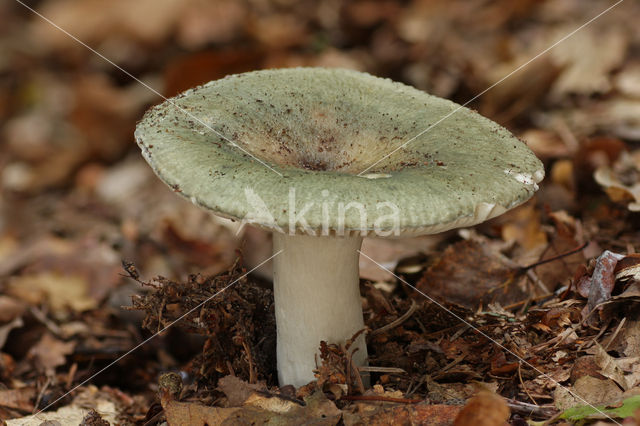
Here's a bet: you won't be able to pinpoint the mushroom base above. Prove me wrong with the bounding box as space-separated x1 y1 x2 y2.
272 233 368 387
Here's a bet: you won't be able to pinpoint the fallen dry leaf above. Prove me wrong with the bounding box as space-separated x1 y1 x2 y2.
0 387 36 413
500 201 548 263
613 319 640 357
453 389 510 426
582 251 625 320
31 0 182 48
554 376 623 410
217 375 267 407
520 129 573 160
615 62 640 98
359 235 442 282
7 272 98 315
595 151 640 211
415 239 527 310
0 317 23 350
27 333 76 374
5 395 116 425
343 402 461 426
615 254 640 282
162 389 340 426
594 344 630 391
0 296 26 324
550 25 628 96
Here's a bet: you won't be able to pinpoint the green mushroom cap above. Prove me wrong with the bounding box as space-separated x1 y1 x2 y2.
135 67 544 236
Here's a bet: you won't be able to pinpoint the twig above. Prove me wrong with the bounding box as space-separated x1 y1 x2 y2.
65 363 78 389
30 306 62 337
532 323 581 352
437 354 466 375
422 323 464 339
518 362 538 406
521 242 588 271
33 377 52 413
349 348 365 394
345 345 352 395
413 316 428 335
449 325 470 342
341 395 422 404
357 366 406 374
405 375 426 398
371 300 419 336
526 269 549 295
578 318 611 351
503 293 553 311
241 339 256 384
506 398 557 419
604 317 626 351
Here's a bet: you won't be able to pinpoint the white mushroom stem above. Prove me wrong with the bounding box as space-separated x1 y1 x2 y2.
272 233 368 387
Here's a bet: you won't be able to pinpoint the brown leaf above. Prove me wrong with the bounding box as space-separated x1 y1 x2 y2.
415 240 525 310
7 272 98 315
0 317 23 351
164 49 262 97
217 375 266 407
500 201 548 262
594 151 640 211
615 254 640 281
570 356 607 384
162 390 340 426
4 387 117 424
531 212 585 292
453 389 510 426
550 25 628 96
0 296 26 324
594 344 631 391
176 1 246 48
554 376 623 410
0 387 36 412
247 13 309 49
612 319 640 357
480 56 559 124
343 402 461 426
27 333 76 374
32 0 181 49
359 236 442 282
585 251 625 318
521 129 572 160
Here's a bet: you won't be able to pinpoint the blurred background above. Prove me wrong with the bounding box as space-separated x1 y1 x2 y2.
2 0 638 284
0 0 639 416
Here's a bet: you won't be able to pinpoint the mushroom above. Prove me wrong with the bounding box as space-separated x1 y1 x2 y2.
135 68 544 387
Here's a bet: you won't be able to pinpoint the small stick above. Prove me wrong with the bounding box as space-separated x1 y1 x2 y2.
346 347 365 394
518 363 538 406
521 242 588 271
405 375 426 398
578 318 611 351
526 269 549 295
30 306 62 337
65 363 78 389
503 293 553 311
341 395 422 404
506 398 557 419
33 377 52 413
604 317 626 351
371 300 419 336
241 340 256 384
357 366 406 374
